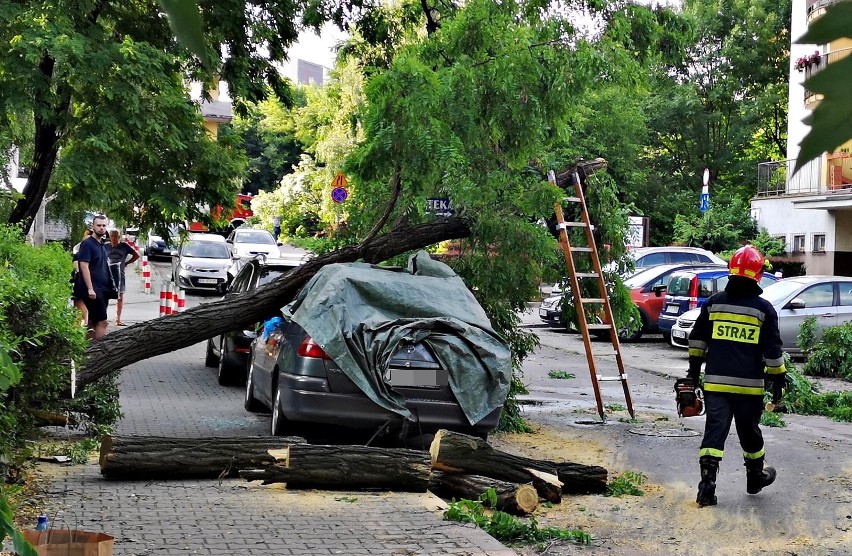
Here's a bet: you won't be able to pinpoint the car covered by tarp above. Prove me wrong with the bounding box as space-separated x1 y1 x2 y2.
283 251 512 426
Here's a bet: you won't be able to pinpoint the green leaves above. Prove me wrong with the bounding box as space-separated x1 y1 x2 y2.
157 0 211 68
795 2 852 171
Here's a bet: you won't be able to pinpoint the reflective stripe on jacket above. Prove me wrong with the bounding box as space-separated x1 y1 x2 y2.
688 293 785 396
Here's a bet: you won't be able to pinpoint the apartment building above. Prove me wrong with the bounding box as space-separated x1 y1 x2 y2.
752 0 852 276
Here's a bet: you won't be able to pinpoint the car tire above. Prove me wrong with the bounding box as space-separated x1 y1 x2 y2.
204 339 218 368
244 359 263 413
662 331 672 344
619 311 647 343
270 379 290 436
217 336 236 386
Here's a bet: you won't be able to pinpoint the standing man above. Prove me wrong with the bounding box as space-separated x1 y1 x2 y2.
686 245 786 507
272 215 282 242
107 229 140 326
76 215 113 339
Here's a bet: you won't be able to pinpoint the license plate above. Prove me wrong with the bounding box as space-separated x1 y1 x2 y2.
197 278 217 284
673 329 687 339
539 309 547 317
665 304 680 315
389 368 443 387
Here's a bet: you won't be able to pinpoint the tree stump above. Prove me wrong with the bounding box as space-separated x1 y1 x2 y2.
240 445 431 491
428 471 538 515
99 435 306 479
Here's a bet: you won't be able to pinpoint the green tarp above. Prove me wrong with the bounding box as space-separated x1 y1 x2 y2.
286 251 512 425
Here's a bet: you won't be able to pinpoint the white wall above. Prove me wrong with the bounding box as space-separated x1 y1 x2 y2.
787 0 816 162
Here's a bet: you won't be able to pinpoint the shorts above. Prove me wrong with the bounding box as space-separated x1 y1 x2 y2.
83 293 110 324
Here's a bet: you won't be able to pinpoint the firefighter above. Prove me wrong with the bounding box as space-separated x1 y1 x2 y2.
686 244 786 507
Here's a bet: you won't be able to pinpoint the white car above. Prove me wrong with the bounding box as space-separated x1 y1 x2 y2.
172 233 232 292
670 307 700 348
226 228 280 261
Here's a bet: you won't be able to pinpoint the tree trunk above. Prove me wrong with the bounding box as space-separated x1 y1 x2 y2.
239 445 432 492
428 471 538 515
99 435 306 479
77 217 472 391
429 430 563 502
547 461 608 494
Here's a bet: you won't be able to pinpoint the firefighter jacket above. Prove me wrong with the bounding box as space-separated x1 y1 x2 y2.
688 287 786 396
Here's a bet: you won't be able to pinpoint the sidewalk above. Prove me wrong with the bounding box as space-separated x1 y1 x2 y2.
20 267 517 556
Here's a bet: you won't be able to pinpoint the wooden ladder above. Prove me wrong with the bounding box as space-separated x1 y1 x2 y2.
548 169 635 422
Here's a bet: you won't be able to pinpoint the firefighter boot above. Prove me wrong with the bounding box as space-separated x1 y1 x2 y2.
745 458 776 495
696 457 719 507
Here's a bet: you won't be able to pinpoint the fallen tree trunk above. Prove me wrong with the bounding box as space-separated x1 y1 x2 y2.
430 429 563 502
428 471 538 515
548 461 608 494
99 435 306 479
77 218 472 391
240 445 432 492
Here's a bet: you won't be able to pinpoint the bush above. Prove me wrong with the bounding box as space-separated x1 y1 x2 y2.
0 225 116 467
802 321 852 381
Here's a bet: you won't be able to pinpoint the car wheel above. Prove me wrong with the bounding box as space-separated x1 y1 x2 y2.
217 336 235 386
204 339 218 368
270 380 290 436
618 312 647 343
244 359 263 413
662 331 672 344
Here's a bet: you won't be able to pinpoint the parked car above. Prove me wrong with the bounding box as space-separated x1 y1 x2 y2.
628 246 726 269
144 235 173 260
172 233 232 292
541 263 726 340
205 256 306 385
671 275 852 354
658 268 780 341
226 228 280 261
245 254 510 439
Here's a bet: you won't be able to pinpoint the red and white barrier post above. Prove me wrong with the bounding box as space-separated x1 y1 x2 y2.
159 283 168 316
142 255 151 294
176 288 186 313
167 282 177 315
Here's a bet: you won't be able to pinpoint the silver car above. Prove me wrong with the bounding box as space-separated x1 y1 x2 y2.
670 275 852 355
226 228 280 261
172 234 232 292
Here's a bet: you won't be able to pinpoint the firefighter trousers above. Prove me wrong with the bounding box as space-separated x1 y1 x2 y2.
699 391 765 461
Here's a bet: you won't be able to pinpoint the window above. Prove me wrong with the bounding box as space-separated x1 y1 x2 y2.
297 59 325 85
839 284 852 306
798 283 834 308
636 253 666 267
669 252 697 264
792 235 806 253
813 234 826 253
773 235 787 251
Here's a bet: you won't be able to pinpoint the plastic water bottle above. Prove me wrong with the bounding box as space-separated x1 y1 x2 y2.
35 515 48 531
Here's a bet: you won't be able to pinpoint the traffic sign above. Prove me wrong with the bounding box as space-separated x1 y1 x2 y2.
331 171 348 188
699 191 710 212
331 187 348 204
426 197 454 217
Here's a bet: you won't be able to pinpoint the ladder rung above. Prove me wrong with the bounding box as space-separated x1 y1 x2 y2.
580 298 605 304
597 375 626 382
563 196 581 203
576 272 600 279
561 222 587 227
586 324 612 331
571 247 593 253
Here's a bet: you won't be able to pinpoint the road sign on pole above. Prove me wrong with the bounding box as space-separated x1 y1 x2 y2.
332 171 348 188
330 171 349 204
700 168 710 212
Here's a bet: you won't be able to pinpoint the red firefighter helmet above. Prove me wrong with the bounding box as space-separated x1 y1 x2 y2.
729 245 766 282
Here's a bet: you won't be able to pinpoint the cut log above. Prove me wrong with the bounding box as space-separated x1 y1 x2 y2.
548 461 608 494
428 471 538 515
430 429 563 502
239 445 431 492
99 435 306 479
29 409 78 427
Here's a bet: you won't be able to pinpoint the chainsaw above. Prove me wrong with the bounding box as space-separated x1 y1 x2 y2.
674 378 705 418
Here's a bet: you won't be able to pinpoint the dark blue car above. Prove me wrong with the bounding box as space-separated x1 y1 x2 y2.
658 268 780 339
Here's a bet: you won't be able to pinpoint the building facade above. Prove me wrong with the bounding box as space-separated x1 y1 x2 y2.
752 0 852 276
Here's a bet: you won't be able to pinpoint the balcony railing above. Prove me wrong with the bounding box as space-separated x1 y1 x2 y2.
757 158 822 197
806 0 847 22
803 47 852 105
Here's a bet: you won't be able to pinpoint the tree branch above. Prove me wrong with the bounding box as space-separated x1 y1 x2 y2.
362 162 402 244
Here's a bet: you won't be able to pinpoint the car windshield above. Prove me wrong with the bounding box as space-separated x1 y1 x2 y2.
623 266 670 288
183 241 231 259
235 231 275 245
761 279 810 305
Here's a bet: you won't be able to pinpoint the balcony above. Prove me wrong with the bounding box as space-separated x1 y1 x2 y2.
827 151 852 191
757 159 822 197
806 0 846 23
802 47 852 108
